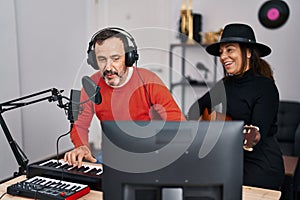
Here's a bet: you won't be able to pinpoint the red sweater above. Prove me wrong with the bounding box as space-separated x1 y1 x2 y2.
71 67 186 147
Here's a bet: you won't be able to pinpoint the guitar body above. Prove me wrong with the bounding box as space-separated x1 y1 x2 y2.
200 107 232 121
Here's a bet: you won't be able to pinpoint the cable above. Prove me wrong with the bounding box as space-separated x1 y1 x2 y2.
135 66 153 108
56 124 72 161
55 124 73 182
0 192 7 199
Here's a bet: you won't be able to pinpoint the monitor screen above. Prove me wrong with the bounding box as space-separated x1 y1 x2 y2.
101 120 244 200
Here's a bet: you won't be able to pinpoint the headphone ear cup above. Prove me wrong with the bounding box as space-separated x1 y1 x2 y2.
87 50 99 70
125 46 139 67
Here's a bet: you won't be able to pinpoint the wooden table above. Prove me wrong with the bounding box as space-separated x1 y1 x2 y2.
242 185 281 200
0 175 281 200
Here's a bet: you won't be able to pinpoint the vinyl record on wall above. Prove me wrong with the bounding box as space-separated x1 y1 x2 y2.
258 0 290 29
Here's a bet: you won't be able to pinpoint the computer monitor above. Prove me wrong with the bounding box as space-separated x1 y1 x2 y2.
101 120 244 200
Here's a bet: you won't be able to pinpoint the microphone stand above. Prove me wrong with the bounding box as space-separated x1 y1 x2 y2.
0 88 65 177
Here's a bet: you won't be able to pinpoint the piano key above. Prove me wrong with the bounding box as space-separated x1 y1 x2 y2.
7 176 90 199
27 158 102 191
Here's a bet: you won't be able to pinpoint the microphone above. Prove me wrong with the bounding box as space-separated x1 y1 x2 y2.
68 89 81 123
81 76 102 105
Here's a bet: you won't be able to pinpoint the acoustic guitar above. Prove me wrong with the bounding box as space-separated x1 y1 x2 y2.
200 107 232 121
199 108 260 151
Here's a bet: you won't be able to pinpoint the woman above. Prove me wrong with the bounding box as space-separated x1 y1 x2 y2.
188 23 284 190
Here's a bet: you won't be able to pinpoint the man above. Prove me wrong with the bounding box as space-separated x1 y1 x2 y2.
64 27 186 167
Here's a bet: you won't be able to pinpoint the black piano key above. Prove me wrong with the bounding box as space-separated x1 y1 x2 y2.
69 185 77 191
44 180 53 187
35 179 45 185
7 176 90 199
90 168 102 175
45 162 59 168
95 170 102 175
52 162 62 168
30 179 39 184
73 186 82 191
59 163 70 169
76 166 89 172
60 183 70 189
86 168 98 174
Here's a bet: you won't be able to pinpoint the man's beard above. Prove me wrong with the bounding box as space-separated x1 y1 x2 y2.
103 70 122 86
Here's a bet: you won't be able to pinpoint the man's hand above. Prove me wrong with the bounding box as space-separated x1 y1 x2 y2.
64 145 97 168
243 125 261 151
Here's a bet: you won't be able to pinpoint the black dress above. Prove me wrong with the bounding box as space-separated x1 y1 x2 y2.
188 70 285 190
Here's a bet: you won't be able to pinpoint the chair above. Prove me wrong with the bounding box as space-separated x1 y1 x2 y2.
276 101 300 200
276 101 300 156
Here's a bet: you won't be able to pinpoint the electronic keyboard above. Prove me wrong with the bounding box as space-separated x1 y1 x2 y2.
27 159 102 191
7 176 90 200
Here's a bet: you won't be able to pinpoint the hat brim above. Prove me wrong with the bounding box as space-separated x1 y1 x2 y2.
206 41 271 57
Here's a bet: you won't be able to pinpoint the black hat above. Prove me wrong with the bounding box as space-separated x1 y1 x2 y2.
206 23 271 57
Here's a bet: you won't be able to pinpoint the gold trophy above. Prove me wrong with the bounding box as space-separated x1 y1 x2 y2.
180 0 194 44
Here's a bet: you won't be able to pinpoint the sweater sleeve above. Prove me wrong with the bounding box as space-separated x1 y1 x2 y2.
251 79 279 138
150 83 186 121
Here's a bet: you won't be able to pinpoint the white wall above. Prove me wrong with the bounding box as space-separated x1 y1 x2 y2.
13 0 88 163
0 0 89 180
0 0 299 180
0 0 23 180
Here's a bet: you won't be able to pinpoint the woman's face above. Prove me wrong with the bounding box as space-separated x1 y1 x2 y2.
219 43 250 75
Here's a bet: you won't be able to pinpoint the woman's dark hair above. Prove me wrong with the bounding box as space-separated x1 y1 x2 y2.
248 46 274 81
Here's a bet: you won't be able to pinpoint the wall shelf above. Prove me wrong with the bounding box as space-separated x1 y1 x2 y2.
169 43 217 114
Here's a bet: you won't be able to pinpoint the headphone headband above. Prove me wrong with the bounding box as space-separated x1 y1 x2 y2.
87 27 137 53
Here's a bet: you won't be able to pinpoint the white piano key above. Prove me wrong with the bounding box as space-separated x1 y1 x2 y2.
42 159 103 175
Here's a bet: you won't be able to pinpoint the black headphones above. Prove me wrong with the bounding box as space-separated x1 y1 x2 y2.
87 27 139 70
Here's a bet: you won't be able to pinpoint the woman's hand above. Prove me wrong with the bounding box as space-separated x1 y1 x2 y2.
243 125 261 151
